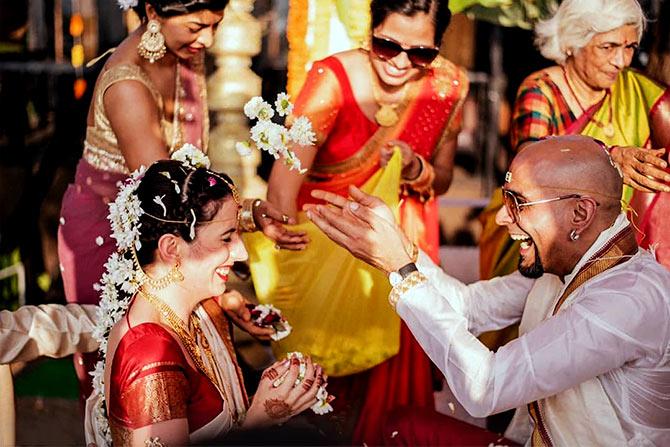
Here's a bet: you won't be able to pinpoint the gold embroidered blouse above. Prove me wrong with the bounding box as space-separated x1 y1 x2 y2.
83 64 179 175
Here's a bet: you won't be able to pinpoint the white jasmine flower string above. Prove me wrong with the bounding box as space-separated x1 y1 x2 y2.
116 0 138 10
172 143 211 169
238 92 316 173
288 116 316 146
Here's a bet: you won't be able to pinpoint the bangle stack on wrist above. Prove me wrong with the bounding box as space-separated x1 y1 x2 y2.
239 198 262 232
401 154 435 201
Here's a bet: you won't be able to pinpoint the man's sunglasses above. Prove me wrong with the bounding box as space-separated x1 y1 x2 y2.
502 188 585 224
371 36 440 68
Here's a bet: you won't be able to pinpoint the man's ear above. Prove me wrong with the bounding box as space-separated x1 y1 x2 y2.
572 197 598 233
156 234 182 264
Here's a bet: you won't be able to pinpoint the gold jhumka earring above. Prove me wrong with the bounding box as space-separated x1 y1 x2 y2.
138 19 167 63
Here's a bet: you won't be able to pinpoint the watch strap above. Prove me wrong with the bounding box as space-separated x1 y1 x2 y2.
398 262 418 279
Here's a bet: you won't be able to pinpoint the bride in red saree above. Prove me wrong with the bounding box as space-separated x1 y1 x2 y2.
89 160 325 446
245 0 468 443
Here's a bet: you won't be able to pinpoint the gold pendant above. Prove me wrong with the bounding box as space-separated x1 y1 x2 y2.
374 104 399 127
603 123 615 138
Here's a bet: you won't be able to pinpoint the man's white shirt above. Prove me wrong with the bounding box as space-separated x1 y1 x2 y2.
396 214 670 445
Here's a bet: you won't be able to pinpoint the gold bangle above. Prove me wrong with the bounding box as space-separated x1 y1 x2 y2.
389 271 427 309
401 154 435 199
239 198 261 232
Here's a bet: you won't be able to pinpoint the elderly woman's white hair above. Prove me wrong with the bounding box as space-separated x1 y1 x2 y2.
535 0 646 65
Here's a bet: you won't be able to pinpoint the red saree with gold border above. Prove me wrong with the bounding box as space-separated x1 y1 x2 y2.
105 299 248 446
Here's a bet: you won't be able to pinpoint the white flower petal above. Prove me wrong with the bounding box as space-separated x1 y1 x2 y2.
117 0 138 10
235 141 253 157
171 143 210 169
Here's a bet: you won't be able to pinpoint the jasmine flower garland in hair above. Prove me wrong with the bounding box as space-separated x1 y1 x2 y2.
238 92 316 174
117 0 138 10
172 143 211 169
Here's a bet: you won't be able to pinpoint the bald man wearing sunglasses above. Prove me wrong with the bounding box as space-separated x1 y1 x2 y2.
306 135 670 446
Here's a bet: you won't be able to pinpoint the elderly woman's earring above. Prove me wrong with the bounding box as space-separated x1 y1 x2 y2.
566 49 573 58
138 19 166 63
569 230 580 241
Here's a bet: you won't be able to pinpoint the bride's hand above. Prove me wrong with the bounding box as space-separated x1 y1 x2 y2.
253 200 310 250
242 356 324 429
219 291 275 341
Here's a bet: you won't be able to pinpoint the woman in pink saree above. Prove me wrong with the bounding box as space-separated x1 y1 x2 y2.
57 0 303 403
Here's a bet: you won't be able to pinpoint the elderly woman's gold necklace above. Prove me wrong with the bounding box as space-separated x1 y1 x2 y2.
562 68 615 138
370 65 409 127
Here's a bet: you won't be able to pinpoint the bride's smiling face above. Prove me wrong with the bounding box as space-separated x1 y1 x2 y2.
181 198 247 298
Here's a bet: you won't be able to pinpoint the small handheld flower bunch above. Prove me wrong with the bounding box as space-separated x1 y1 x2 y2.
271 352 334 415
236 93 316 174
245 303 292 341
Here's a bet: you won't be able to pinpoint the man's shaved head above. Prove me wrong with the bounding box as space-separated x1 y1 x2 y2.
511 135 623 217
498 135 626 278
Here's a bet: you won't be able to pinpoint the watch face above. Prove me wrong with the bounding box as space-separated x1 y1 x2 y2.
389 271 402 287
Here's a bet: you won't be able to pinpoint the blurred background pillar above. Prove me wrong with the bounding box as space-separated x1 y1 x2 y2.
208 0 266 198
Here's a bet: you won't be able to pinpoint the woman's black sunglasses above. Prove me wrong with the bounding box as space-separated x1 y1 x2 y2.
371 36 440 68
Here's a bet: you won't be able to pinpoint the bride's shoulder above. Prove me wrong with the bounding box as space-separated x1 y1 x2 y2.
107 301 179 363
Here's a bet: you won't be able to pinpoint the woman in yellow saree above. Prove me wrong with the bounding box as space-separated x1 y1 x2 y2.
479 0 670 284
245 0 467 443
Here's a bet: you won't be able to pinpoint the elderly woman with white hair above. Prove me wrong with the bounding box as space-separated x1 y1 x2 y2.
480 0 670 280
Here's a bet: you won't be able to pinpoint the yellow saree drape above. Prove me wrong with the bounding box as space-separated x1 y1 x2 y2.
244 153 402 376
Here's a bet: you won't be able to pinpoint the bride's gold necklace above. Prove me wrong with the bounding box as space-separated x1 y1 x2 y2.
562 67 615 138
138 288 220 390
370 64 409 127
